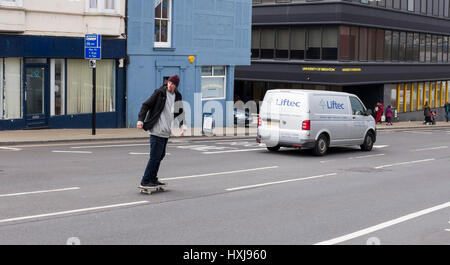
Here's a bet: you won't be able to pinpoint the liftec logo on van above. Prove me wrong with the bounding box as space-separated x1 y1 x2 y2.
275 99 301 107
320 100 345 110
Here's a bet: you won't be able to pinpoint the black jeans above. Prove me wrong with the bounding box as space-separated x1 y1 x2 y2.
141 135 168 185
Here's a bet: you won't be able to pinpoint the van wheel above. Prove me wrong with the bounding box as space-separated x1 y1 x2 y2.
360 132 374 151
267 145 280 152
313 134 328 156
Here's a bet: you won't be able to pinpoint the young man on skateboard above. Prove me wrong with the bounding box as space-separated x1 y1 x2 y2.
137 74 185 188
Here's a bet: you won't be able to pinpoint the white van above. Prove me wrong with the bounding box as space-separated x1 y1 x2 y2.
257 89 376 156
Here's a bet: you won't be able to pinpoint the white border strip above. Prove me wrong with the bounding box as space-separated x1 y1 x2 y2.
0 201 149 225
315 201 450 245
226 173 338 192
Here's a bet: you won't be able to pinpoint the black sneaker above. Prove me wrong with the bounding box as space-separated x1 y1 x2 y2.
155 180 166 186
140 182 158 188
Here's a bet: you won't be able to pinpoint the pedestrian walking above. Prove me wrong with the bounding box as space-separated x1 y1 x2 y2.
375 102 384 124
423 102 432 125
385 105 393 126
444 101 450 122
137 74 186 187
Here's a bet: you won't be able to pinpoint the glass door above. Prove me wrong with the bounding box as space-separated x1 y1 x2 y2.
25 64 49 127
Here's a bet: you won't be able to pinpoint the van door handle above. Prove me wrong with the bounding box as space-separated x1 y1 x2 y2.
352 117 356 120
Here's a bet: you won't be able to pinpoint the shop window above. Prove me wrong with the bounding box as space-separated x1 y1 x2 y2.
393 0 400 9
51 59 65 116
407 0 414 11
201 66 226 100
261 28 275 59
445 0 449 17
433 0 439 15
427 0 433 15
154 0 171 48
386 0 393 8
290 28 305 60
421 0 427 13
417 83 424 110
0 58 22 120
322 26 338 60
67 59 116 114
306 27 322 60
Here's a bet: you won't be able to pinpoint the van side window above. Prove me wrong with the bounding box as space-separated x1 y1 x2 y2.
349 97 365 115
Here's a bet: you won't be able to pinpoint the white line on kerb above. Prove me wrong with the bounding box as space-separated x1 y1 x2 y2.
0 147 22 151
374 159 435 169
161 166 279 181
413 146 448 152
0 187 80 198
315 201 450 245
203 148 266 154
52 150 92 154
0 201 149 225
226 173 338 192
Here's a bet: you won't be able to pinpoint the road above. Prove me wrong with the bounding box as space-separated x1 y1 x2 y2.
0 129 450 245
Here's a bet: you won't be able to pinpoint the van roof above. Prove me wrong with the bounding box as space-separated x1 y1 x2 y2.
267 89 353 96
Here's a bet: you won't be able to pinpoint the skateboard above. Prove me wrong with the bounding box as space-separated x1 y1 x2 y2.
138 184 167 195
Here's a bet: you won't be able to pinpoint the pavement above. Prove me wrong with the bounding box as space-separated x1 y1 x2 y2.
0 121 450 146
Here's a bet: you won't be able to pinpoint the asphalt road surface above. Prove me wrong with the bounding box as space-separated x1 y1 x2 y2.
0 129 450 245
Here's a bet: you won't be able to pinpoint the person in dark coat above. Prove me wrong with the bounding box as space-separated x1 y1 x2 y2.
137 74 186 187
423 102 432 125
444 100 450 122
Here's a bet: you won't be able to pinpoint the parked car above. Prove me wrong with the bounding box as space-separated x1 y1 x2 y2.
234 108 253 127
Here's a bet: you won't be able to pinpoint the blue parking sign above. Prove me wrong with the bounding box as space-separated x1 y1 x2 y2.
85 34 101 59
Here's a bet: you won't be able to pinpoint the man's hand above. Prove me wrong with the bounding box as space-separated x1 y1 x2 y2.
137 121 143 129
180 129 184 136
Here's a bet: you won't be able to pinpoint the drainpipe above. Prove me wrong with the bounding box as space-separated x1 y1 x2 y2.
123 0 128 128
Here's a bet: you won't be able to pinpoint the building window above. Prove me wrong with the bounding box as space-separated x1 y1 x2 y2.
384 30 392 61
251 29 261 59
50 59 65 116
86 0 120 13
0 58 22 120
413 33 420 62
433 0 439 15
432 35 438 62
437 35 443 62
393 0 400 9
445 0 449 17
421 0 427 13
406 32 413 61
376 29 385 61
426 34 432 62
350 27 359 61
261 28 275 59
339 26 351 61
427 0 433 14
0 0 23 7
290 28 305 60
322 26 338 60
392 31 400 61
201 66 226 100
154 0 171 48
359 27 368 61
399 32 406 61
67 59 116 114
276 28 289 59
306 27 322 60
419 33 426 62
378 0 386 7
443 36 449 62
407 0 414 11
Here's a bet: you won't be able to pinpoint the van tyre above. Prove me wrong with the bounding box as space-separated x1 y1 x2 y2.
313 134 329 156
267 145 280 152
361 131 374 151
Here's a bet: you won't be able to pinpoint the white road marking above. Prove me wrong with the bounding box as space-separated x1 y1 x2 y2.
0 147 22 151
0 187 80 198
348 154 385 160
203 148 266 154
129 152 170 156
161 166 279 181
404 131 433 135
373 145 389 149
413 146 448 152
374 158 435 169
52 150 92 154
320 160 335 164
315 201 450 245
0 201 149 225
226 173 338 192
71 143 148 149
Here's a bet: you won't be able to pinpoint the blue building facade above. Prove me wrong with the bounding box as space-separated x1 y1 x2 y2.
0 35 126 130
127 0 252 129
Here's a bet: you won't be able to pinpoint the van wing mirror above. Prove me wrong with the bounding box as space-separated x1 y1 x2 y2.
365 109 373 116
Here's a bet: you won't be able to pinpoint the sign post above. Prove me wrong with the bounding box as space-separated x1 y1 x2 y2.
85 34 101 135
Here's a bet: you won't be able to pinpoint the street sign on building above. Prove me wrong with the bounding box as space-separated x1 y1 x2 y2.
84 34 101 60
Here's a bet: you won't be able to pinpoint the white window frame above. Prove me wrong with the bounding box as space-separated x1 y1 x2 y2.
154 0 172 48
50 59 65 116
85 0 120 14
0 0 23 7
201 66 227 101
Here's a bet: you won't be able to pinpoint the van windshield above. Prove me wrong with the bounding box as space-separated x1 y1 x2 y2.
260 92 305 115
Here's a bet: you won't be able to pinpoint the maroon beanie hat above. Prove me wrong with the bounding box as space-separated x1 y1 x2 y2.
168 74 180 87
